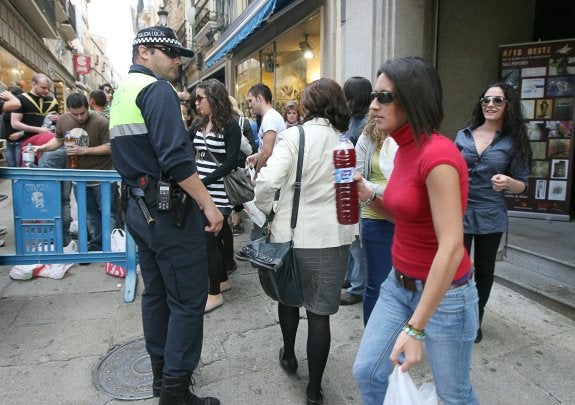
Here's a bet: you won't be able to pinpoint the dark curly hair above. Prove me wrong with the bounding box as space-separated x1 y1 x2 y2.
301 78 350 132
192 79 233 135
468 81 532 169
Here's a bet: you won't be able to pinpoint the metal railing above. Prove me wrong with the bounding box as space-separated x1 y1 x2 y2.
0 167 137 303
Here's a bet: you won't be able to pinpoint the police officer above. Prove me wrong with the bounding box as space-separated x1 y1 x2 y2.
109 26 223 405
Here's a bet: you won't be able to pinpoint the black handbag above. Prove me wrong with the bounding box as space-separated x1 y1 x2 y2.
200 131 255 205
241 125 306 306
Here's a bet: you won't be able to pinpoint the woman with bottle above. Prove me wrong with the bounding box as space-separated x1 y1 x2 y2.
191 79 241 313
254 78 354 404
353 57 479 405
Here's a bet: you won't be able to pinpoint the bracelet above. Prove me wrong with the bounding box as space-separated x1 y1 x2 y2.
360 186 377 205
402 322 425 340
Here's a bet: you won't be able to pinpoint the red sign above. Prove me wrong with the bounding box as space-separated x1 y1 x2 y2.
73 54 91 75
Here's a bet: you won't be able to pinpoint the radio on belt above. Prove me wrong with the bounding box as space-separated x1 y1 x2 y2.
157 181 171 211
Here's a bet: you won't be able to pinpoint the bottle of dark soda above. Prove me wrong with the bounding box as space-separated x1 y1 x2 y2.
333 135 359 224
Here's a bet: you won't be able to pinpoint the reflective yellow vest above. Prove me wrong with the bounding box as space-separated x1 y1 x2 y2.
109 72 157 139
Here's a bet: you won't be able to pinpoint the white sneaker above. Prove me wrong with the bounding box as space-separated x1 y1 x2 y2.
0 226 7 236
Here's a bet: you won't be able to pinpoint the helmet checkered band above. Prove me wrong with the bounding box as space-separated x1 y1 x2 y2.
133 27 183 47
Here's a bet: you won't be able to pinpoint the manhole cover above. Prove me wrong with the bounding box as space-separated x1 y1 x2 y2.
92 337 154 400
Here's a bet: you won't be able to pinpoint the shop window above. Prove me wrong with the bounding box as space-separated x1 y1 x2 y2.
234 12 321 115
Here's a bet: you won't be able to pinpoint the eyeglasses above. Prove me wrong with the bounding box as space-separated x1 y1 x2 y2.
147 45 181 59
371 91 397 104
480 96 506 107
103 88 113 94
195 94 206 103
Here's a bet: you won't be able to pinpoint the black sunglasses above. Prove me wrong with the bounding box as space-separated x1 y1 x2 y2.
148 45 181 59
371 91 397 104
480 96 506 107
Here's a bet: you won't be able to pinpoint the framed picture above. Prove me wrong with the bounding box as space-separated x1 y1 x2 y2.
534 179 547 200
548 180 567 201
550 159 568 179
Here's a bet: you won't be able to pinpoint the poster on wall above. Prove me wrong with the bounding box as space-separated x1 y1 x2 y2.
499 39 575 221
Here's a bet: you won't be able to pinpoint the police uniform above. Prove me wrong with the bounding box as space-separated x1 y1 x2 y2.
109 64 208 378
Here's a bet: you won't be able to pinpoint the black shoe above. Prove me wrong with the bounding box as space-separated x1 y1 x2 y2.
340 292 362 305
159 374 220 405
306 387 324 405
232 225 245 236
149 354 164 397
341 280 351 289
279 347 298 374
234 251 249 261
474 328 483 343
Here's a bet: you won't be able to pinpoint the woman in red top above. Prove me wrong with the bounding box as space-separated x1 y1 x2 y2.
352 57 479 405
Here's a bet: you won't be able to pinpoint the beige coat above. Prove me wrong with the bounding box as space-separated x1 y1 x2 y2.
254 118 355 248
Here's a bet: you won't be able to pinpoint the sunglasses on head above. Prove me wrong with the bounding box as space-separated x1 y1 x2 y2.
148 45 181 59
371 91 397 104
480 96 506 107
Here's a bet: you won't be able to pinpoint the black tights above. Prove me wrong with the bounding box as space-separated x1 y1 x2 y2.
278 303 330 400
206 214 230 295
464 232 502 324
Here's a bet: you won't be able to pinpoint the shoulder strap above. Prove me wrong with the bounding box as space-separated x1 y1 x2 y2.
266 126 305 233
200 133 222 165
290 125 305 230
239 116 245 137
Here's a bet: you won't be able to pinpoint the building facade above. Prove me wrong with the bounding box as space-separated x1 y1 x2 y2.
0 0 119 109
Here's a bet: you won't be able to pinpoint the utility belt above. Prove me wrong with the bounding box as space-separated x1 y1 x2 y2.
121 175 193 229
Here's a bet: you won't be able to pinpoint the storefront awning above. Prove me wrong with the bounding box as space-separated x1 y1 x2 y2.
204 0 277 69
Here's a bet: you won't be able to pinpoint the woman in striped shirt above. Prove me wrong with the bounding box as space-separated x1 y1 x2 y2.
192 79 242 312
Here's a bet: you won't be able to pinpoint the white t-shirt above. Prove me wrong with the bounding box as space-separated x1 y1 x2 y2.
258 108 286 152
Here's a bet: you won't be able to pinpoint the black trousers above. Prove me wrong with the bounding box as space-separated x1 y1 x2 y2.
464 232 503 324
126 197 208 377
206 214 230 295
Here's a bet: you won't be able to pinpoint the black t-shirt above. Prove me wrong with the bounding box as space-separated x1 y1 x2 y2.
15 92 59 138
1 111 19 140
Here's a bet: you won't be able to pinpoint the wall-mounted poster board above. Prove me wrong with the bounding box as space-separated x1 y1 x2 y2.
499 39 575 221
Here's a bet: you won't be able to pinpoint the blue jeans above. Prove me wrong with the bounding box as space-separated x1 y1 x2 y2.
6 141 21 167
353 268 479 405
73 183 120 251
361 218 394 323
344 236 367 295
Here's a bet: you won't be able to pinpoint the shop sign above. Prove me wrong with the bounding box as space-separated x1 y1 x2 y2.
499 39 575 220
73 54 91 75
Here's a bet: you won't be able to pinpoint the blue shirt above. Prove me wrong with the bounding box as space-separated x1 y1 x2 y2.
111 64 197 187
455 127 529 234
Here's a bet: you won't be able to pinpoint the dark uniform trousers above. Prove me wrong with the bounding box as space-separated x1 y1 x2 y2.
125 195 208 377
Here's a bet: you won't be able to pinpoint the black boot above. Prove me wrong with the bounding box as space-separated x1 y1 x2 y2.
149 354 164 397
159 374 220 405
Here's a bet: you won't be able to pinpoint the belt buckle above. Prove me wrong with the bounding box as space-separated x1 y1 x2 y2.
398 272 407 289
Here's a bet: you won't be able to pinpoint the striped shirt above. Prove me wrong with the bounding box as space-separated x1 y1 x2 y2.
193 130 230 208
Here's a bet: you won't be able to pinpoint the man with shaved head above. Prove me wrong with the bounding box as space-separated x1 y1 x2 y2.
11 73 60 154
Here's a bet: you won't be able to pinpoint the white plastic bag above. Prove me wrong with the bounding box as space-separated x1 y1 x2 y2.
110 229 126 252
10 263 73 280
383 366 438 405
242 200 266 228
106 229 126 278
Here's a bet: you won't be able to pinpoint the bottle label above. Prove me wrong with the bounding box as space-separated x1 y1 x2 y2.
334 167 354 183
23 152 34 162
